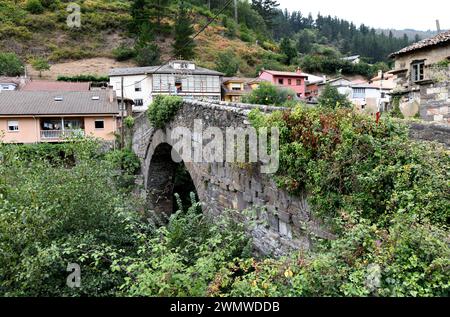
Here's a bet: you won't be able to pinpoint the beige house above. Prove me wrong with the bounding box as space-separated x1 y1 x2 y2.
0 90 119 144
390 30 450 122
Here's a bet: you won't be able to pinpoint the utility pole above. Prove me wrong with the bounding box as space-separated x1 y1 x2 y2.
120 76 125 149
234 0 238 22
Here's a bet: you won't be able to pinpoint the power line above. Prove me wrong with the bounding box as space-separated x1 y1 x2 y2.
121 0 234 89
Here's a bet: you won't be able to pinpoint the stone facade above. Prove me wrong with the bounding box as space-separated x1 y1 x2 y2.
419 82 450 123
391 42 450 123
132 100 333 257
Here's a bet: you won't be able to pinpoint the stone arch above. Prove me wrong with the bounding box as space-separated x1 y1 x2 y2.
145 140 202 217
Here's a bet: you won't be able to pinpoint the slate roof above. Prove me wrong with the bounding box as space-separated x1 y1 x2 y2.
109 62 223 77
0 91 118 116
22 80 90 91
390 30 450 57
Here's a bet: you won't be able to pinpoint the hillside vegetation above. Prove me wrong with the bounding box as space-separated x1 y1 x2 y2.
0 0 424 79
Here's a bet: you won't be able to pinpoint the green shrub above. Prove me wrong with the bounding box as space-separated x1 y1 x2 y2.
134 43 160 67
57 75 109 82
318 84 353 109
105 148 141 175
147 95 183 128
112 44 136 61
242 81 297 106
215 49 240 77
0 52 24 76
25 0 45 14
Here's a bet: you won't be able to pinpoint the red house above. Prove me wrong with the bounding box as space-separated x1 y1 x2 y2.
258 68 308 98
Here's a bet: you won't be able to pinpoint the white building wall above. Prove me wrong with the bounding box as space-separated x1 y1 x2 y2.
109 75 153 112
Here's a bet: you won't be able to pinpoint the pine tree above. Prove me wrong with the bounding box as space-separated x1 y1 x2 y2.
251 0 280 29
280 38 297 65
172 2 196 60
130 0 149 34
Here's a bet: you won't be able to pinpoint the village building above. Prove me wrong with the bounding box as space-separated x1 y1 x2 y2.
0 90 119 144
389 30 450 122
304 73 326 101
221 77 262 102
341 55 361 64
258 69 308 98
318 76 392 112
0 76 29 91
109 61 223 112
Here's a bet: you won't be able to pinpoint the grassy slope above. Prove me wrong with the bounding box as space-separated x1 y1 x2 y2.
0 0 277 77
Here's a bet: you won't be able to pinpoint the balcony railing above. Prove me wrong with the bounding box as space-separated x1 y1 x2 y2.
40 130 85 140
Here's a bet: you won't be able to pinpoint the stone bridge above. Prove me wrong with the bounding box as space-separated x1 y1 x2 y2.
132 100 333 256
132 100 450 256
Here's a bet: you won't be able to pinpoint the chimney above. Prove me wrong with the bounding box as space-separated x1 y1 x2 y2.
436 20 441 33
296 67 302 74
108 86 114 103
378 70 383 79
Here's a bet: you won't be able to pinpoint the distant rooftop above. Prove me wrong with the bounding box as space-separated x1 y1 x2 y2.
0 91 118 116
261 70 308 78
22 80 90 91
390 30 450 57
109 61 224 77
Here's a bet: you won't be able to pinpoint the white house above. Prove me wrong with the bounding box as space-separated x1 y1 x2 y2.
318 77 392 112
341 55 361 64
351 83 392 112
109 61 223 112
0 83 18 91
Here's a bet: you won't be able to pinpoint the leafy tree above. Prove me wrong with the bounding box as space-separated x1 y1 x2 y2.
215 50 240 76
242 81 296 106
30 57 50 77
147 95 183 128
279 38 297 65
318 84 353 109
172 2 196 60
0 52 24 76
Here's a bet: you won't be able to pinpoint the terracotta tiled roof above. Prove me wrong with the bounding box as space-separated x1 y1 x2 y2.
390 30 450 57
22 80 90 91
261 70 308 78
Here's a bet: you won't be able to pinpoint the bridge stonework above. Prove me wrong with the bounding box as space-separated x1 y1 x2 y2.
132 100 333 256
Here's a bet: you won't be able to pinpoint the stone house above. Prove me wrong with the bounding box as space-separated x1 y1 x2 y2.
390 30 450 123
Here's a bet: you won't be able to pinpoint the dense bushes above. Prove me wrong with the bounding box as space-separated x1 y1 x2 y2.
57 75 109 82
147 95 183 128
1 108 448 296
242 82 297 107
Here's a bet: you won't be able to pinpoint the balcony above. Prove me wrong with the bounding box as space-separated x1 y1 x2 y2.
40 129 85 140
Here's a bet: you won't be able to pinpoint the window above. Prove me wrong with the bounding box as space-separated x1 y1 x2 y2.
134 81 142 92
288 79 292 85
411 61 424 82
231 83 242 91
278 78 284 85
95 120 105 129
296 79 302 85
134 99 144 107
7 120 19 132
353 88 366 99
